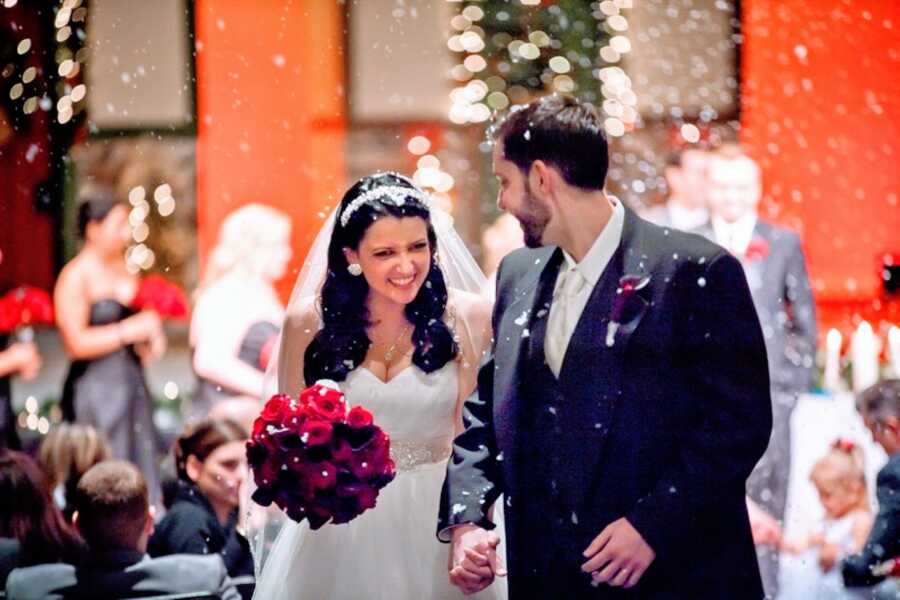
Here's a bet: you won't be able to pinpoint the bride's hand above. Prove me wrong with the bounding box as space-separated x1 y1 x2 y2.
448 524 505 594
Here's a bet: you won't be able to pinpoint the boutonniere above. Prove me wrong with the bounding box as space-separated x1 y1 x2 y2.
744 236 770 262
605 275 650 347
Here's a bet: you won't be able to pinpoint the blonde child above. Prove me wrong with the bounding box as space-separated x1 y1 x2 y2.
779 439 873 599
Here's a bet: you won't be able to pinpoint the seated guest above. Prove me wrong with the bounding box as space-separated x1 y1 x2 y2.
842 380 900 597
38 423 110 518
0 450 83 587
149 419 253 582
5 460 240 600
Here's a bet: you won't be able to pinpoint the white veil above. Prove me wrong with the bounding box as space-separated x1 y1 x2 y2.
244 176 494 576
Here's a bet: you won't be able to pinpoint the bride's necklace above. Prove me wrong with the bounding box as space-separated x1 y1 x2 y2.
371 322 413 365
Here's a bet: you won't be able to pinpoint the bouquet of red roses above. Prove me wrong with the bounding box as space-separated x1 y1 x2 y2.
131 274 189 320
247 380 396 529
0 286 54 340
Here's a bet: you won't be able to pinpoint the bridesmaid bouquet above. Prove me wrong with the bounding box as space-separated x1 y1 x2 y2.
131 274 189 320
0 286 54 341
247 380 396 529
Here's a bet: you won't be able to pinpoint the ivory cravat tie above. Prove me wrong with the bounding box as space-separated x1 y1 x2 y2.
545 266 586 377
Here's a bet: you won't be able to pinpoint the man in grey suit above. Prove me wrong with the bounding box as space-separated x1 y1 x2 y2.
642 148 710 231
5 460 241 600
698 144 818 599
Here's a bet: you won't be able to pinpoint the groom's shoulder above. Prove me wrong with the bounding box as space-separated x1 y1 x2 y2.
497 246 555 281
636 216 727 266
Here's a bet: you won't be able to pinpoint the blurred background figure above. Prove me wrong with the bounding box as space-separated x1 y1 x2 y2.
642 148 710 231
480 212 524 295
0 450 84 589
190 204 291 421
149 418 253 596
841 380 900 599
37 423 110 518
0 247 42 451
779 441 872 599
698 144 818 598
54 190 167 507
4 460 241 600
0 338 41 450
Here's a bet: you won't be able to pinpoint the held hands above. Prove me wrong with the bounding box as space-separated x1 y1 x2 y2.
448 524 506 595
747 497 783 547
582 517 655 589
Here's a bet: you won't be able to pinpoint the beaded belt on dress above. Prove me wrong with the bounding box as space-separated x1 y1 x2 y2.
390 437 453 472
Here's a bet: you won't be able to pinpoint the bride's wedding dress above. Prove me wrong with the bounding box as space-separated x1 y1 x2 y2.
252 359 506 600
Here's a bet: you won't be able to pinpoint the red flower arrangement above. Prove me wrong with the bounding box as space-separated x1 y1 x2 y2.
246 380 396 529
0 286 54 340
744 237 770 262
605 275 650 347
131 275 189 320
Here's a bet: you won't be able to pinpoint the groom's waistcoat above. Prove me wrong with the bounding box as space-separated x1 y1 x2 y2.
514 250 623 526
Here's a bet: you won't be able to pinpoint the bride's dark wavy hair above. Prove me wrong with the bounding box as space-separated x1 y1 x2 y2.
303 173 458 384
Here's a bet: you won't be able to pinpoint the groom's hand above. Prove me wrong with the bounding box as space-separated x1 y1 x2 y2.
581 517 655 589
449 524 505 595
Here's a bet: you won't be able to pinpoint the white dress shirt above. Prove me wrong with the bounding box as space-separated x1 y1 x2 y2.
544 198 625 377
712 213 758 256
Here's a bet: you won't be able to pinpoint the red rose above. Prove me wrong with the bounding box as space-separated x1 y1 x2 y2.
253 453 280 487
347 406 374 429
0 297 17 333
331 438 354 463
304 386 347 422
132 275 189 320
300 420 333 446
260 394 292 425
251 416 267 438
354 486 378 511
744 237 770 262
301 461 338 490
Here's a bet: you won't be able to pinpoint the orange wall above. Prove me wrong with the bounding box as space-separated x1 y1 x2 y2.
194 0 346 300
742 1 900 339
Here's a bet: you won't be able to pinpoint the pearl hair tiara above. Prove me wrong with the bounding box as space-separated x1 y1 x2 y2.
339 184 430 228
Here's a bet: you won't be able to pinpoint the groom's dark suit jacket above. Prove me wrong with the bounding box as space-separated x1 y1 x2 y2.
439 210 772 599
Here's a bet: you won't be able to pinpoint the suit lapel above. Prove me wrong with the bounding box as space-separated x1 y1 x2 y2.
492 247 562 459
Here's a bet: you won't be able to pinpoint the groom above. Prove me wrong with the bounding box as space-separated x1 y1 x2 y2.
438 95 773 598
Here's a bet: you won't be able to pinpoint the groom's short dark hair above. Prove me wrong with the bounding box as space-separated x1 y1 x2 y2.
491 94 609 191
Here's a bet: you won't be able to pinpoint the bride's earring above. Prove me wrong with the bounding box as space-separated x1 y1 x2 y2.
347 263 363 277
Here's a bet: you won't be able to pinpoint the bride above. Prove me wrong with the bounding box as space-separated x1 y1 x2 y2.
250 172 506 599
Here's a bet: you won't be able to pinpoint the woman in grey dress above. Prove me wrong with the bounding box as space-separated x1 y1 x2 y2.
55 190 167 504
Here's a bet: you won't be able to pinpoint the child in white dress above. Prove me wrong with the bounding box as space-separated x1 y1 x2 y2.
779 440 874 600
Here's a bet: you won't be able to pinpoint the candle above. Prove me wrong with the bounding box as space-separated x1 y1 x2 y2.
889 326 900 379
823 328 843 393
851 321 880 393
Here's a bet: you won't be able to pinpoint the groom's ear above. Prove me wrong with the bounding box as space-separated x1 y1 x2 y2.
529 160 557 203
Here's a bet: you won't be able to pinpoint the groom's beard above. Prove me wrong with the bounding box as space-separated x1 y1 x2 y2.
517 186 551 248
